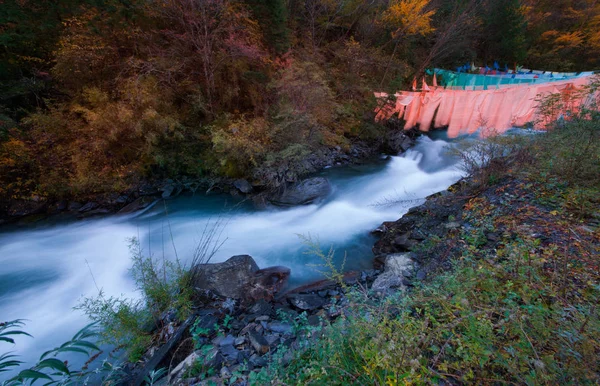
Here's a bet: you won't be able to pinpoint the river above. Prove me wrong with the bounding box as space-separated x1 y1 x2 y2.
0 134 463 374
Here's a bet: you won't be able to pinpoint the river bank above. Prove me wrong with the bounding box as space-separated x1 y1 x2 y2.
0 133 462 379
0 129 417 228
139 139 599 385
115 175 474 385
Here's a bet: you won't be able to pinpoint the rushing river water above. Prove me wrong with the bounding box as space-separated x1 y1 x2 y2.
0 134 464 373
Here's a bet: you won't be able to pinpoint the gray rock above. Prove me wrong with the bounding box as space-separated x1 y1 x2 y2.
218 334 235 347
191 255 259 300
371 224 388 235
220 366 232 379
268 322 293 335
269 177 332 206
287 294 327 311
371 271 404 292
200 347 224 370
386 131 414 154
249 353 267 367
247 266 291 302
78 202 99 213
248 299 273 316
392 232 416 251
264 334 280 347
247 331 270 355
233 179 253 194
168 351 200 382
416 269 427 280
385 253 413 275
161 185 175 199
445 221 461 229
220 344 240 363
234 336 246 346
118 196 156 214
371 253 413 292
308 314 322 326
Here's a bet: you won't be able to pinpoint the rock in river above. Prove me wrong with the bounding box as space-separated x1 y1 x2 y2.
268 177 331 206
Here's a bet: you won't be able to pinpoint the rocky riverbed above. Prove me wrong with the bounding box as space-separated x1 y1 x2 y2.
118 176 471 386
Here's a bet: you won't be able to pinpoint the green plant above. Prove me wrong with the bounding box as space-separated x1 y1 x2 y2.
77 216 227 362
143 367 167 385
0 321 109 386
299 233 347 289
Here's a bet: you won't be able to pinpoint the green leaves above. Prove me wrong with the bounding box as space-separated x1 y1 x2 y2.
0 320 33 345
0 320 105 386
0 353 23 373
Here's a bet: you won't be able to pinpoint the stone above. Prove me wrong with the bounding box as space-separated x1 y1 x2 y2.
248 299 273 316
191 255 260 300
247 331 270 355
268 177 332 206
220 344 240 364
392 232 416 251
168 351 200 382
386 131 414 154
371 253 414 292
234 336 246 346
233 179 253 194
78 202 99 213
445 221 461 230
268 322 293 335
246 266 291 302
385 253 413 275
371 271 404 292
220 366 232 379
255 315 270 322
264 334 280 347
118 196 156 214
371 224 388 235
161 185 175 199
287 294 327 311
416 269 427 280
218 334 235 347
307 314 322 327
79 208 111 218
249 353 267 367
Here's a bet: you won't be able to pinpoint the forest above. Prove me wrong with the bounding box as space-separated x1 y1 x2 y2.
1 0 600 204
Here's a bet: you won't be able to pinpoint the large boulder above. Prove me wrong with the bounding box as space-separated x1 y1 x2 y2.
233 179 253 194
386 131 414 155
246 266 290 302
268 177 331 206
191 256 290 302
191 255 260 300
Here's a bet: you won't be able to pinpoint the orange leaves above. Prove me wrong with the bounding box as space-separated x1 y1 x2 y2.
553 31 584 48
381 0 436 37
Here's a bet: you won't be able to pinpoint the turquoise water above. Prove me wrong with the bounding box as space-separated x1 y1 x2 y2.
0 134 463 374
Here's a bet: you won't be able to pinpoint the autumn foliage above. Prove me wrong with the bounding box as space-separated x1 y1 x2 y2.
0 0 599 203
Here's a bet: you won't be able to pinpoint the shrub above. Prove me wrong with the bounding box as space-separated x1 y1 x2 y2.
260 228 600 385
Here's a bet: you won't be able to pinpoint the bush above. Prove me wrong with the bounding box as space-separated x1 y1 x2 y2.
260 223 600 385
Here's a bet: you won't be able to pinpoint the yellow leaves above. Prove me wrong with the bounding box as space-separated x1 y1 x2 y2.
382 0 436 37
553 31 584 48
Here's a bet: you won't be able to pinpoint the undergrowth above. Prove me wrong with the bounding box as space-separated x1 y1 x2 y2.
256 83 600 385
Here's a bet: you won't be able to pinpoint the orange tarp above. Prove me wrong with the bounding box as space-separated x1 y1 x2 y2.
374 76 596 137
